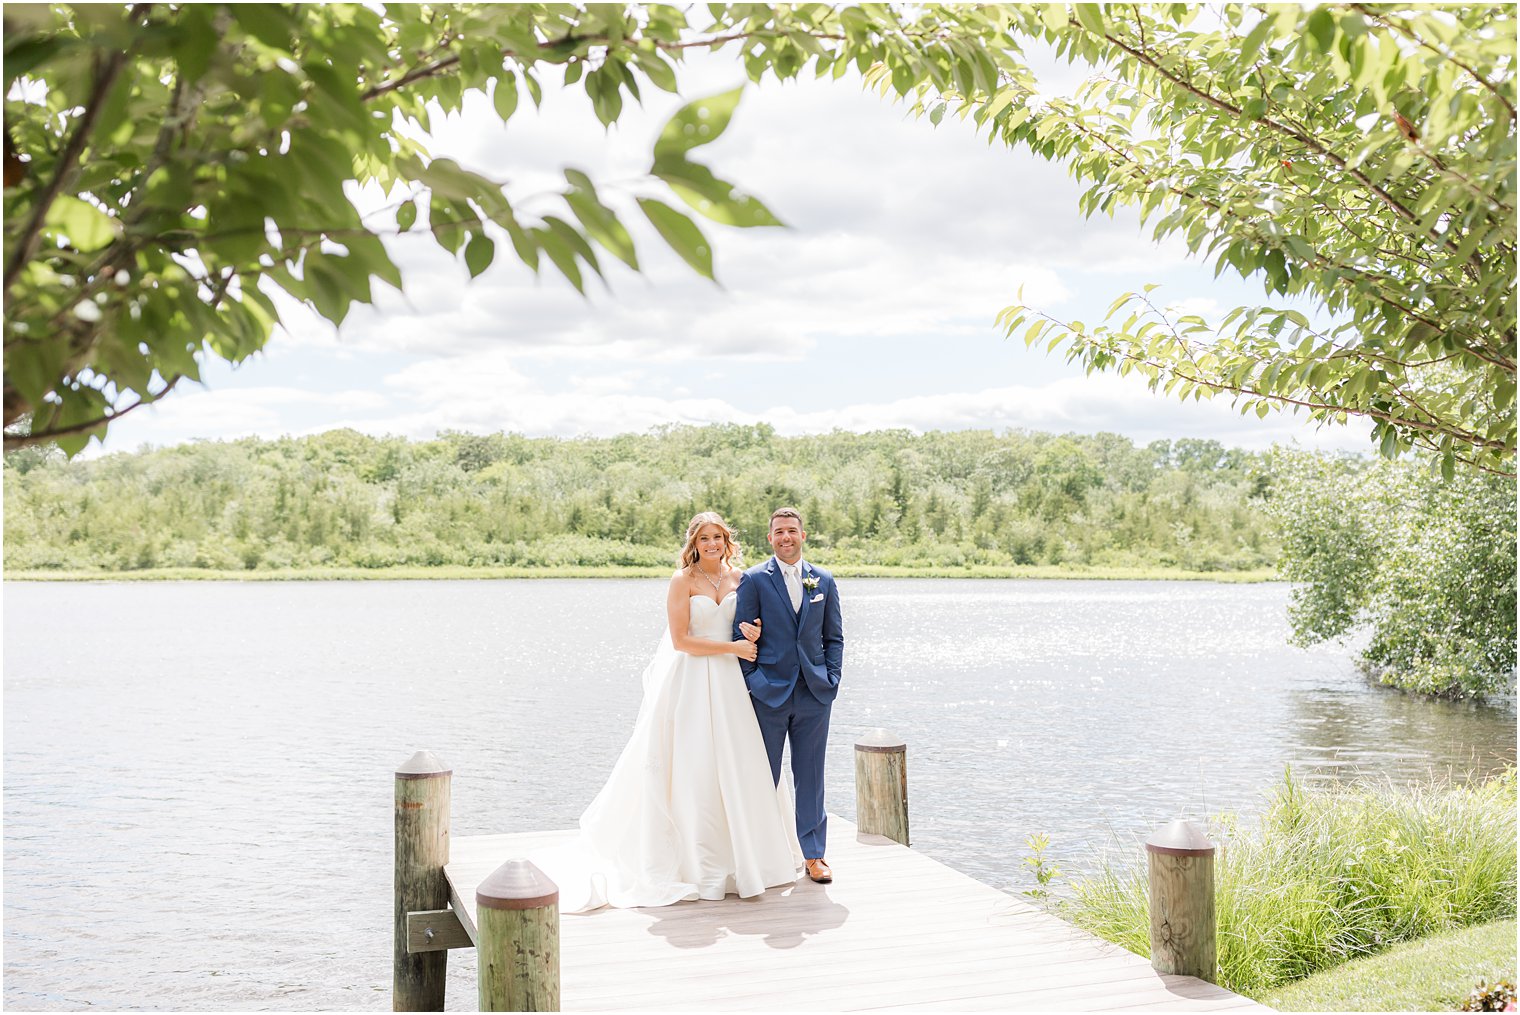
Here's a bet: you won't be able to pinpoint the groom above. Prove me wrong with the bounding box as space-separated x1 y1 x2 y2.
734 507 844 884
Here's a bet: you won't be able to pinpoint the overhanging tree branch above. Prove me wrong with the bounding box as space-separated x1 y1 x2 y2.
1043 115 1511 372
1081 16 1480 264
1011 304 1513 464
1349 3 1517 120
2 4 150 295
7 373 183 452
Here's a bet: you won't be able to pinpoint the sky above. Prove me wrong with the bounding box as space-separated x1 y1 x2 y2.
87 41 1373 458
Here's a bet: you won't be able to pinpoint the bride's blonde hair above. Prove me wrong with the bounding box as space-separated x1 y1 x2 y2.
678 511 742 571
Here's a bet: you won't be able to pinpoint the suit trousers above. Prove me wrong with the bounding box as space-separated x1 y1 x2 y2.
751 679 831 859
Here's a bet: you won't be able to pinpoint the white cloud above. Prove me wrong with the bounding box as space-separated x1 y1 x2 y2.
259 49 1163 365
92 386 392 452
281 353 1371 455
265 194 1072 365
767 373 1372 452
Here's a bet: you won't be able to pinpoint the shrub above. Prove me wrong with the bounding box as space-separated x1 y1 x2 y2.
1268 451 1516 699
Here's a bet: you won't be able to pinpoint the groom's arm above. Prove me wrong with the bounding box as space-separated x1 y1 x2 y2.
733 573 760 678
823 577 844 685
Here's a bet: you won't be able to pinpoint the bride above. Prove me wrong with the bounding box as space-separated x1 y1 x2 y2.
540 512 803 911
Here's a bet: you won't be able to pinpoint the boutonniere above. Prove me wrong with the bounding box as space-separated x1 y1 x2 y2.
802 575 820 592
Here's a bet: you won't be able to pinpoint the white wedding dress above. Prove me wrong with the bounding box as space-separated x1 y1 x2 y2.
531 593 803 911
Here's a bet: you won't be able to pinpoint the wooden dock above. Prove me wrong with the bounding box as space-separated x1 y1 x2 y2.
443 817 1268 1012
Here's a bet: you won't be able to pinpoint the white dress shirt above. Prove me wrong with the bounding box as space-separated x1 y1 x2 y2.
780 560 803 612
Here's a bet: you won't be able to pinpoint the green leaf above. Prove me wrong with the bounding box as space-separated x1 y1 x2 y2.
564 171 638 270
464 233 495 279
534 225 585 293
1073 4 1105 35
1305 9 1336 53
4 331 69 408
635 51 679 93
1284 235 1315 261
3 35 67 90
92 66 135 146
982 89 1017 124
426 193 468 253
396 199 417 232
652 158 784 228
542 215 601 278
586 66 624 126
170 5 220 83
1041 4 1069 32
638 197 713 279
1238 16 1275 66
344 233 403 292
44 195 122 252
304 256 355 324
418 158 498 203
231 5 297 51
493 73 519 121
504 217 539 272
653 87 744 161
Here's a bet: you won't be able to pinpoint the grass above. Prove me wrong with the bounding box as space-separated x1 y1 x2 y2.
1 564 1280 582
1259 919 1517 1012
1062 770 1517 997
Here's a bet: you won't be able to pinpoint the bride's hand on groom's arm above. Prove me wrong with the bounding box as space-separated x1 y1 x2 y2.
732 639 758 662
739 620 761 643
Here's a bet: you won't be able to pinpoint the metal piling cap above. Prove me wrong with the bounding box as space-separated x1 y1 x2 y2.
855 728 906 753
477 858 559 911
1145 819 1216 857
396 750 452 779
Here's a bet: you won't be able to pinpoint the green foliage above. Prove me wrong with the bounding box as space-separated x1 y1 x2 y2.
1 425 1276 575
1064 770 1519 997
981 5 1516 476
7 3 1514 480
1259 920 1516 1012
1020 832 1062 907
0 3 901 453
1268 449 1517 699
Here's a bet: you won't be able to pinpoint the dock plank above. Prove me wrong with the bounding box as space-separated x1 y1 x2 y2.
445 817 1267 1011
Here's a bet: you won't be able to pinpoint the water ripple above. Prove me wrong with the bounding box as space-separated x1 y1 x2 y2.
4 578 1513 1009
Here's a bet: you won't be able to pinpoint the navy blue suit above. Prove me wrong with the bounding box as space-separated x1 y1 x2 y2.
733 557 843 859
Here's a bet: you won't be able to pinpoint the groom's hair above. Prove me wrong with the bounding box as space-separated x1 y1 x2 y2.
769 507 804 530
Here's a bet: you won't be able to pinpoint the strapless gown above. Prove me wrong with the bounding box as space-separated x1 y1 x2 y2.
531 593 803 911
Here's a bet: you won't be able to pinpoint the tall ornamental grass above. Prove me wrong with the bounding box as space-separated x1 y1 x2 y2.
1065 770 1517 996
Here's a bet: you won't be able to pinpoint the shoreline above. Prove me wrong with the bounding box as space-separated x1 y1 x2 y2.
3 564 1280 582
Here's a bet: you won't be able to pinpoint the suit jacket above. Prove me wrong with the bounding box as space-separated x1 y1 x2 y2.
733 556 843 709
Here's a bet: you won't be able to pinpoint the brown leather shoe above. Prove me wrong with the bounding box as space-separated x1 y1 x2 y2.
804 858 833 883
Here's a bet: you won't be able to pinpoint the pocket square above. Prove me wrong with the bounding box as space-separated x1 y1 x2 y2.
810 592 825 603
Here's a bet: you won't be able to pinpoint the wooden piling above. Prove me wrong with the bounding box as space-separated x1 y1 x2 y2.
854 729 909 845
1145 819 1217 982
477 858 560 1012
394 750 451 1012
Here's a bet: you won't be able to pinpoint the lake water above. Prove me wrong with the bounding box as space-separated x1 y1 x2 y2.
4 579 1514 1010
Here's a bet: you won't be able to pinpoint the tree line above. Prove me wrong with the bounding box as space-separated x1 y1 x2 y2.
9 423 1512 698
3 424 1275 573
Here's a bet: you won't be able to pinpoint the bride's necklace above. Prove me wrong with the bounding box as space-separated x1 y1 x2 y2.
696 561 725 593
